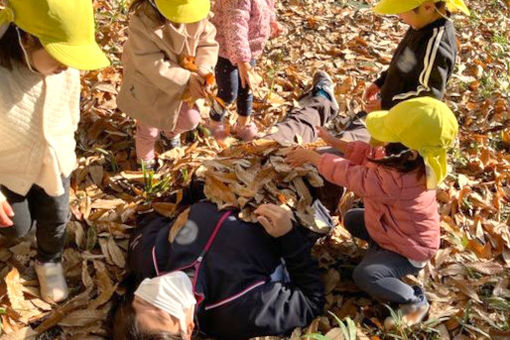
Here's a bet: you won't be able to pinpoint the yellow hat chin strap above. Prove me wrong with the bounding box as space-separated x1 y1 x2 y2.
435 0 471 15
420 146 447 190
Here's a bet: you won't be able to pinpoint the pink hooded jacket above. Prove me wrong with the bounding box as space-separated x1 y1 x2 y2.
318 142 440 262
211 0 276 64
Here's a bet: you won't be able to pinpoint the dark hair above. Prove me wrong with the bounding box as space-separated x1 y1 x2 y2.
413 1 448 13
0 24 42 70
112 293 182 340
369 143 425 175
130 0 167 25
0 24 24 69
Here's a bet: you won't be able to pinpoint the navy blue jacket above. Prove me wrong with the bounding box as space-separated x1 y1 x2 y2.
375 18 457 110
128 202 325 340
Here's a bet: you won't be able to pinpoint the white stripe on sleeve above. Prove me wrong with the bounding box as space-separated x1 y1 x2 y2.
393 27 443 101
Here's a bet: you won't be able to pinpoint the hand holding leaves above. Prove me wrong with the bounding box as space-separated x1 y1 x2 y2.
286 148 321 167
254 204 293 237
187 73 207 99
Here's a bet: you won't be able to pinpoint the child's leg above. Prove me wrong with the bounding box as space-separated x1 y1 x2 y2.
28 177 70 263
343 208 371 242
0 186 33 239
26 177 70 302
265 95 337 144
353 246 422 305
211 57 239 123
164 102 201 138
135 122 160 162
236 59 256 125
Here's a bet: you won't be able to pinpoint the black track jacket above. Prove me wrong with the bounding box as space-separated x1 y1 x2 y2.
375 18 457 110
128 202 325 340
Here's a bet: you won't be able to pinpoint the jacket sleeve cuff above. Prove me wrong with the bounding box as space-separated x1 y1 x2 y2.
197 65 214 75
279 226 308 258
374 71 387 87
318 153 337 175
231 54 252 65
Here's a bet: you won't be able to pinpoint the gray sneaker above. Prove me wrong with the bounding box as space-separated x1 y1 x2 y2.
312 71 339 112
384 286 430 329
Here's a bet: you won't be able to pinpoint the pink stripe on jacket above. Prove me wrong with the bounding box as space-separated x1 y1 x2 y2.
211 0 276 64
318 142 440 262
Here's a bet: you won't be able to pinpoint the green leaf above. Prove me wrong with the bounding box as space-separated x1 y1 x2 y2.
86 225 98 251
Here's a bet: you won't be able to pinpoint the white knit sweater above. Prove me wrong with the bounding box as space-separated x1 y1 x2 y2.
0 64 80 200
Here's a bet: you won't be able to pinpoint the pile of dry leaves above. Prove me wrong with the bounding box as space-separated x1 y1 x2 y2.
0 0 509 339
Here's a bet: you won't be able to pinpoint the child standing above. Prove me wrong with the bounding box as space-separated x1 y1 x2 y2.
117 0 219 167
363 0 470 112
287 97 458 326
0 0 109 302
208 0 281 141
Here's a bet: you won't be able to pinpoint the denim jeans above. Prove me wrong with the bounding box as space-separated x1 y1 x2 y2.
344 208 423 305
0 176 70 262
210 57 256 122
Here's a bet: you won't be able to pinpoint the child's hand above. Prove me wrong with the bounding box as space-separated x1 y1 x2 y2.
238 62 253 89
316 126 350 154
286 148 321 167
363 82 382 113
254 204 293 237
316 126 336 145
188 73 206 99
363 82 380 103
364 99 382 113
270 21 283 38
0 199 14 227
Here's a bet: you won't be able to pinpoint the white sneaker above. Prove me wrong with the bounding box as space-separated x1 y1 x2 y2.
35 261 69 303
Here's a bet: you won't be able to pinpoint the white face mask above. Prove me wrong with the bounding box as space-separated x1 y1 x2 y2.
134 271 197 335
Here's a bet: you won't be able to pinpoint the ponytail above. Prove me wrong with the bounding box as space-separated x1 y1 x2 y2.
368 143 425 175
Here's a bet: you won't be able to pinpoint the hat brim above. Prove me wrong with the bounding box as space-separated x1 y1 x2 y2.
155 0 210 24
373 0 420 14
365 110 400 143
43 41 110 71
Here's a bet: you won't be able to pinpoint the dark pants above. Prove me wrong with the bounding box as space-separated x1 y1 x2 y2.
344 208 422 305
0 177 70 262
338 111 370 143
266 94 337 144
211 57 255 122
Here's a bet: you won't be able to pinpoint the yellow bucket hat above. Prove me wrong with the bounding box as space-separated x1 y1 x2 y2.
0 0 110 71
155 0 211 24
373 0 470 16
366 97 459 189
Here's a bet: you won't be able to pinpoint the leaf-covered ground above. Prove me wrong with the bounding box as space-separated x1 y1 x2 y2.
0 0 509 339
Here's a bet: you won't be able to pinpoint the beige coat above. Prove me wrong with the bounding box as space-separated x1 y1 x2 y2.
0 64 80 200
117 8 219 131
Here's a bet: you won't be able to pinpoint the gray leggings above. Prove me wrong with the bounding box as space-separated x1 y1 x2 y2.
344 208 422 305
0 177 70 263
